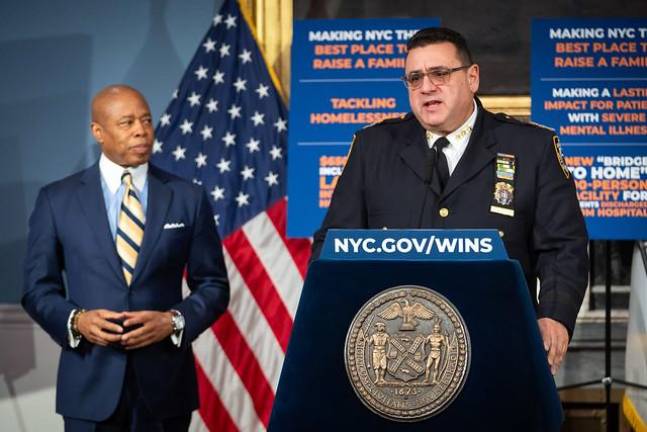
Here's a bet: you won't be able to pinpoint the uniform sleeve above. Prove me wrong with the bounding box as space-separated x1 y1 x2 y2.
311 133 368 260
532 134 589 336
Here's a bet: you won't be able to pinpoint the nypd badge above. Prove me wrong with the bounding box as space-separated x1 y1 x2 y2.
494 182 514 206
345 286 471 421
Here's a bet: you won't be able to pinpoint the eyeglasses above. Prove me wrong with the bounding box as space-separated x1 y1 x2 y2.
402 65 472 89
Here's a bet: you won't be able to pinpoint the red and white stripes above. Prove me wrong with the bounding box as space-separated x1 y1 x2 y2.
191 198 311 431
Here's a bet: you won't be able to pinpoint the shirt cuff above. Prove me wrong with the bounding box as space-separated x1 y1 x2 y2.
67 309 82 348
170 328 184 347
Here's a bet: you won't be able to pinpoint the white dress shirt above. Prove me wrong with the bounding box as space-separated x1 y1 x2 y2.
426 99 479 175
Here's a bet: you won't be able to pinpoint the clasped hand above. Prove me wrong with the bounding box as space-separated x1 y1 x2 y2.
76 309 174 349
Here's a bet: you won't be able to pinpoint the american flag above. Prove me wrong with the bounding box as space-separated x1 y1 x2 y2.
152 0 311 430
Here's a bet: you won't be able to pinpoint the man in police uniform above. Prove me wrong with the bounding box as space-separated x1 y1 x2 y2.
311 27 588 374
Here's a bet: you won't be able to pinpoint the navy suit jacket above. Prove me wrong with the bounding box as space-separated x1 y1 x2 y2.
22 162 230 421
312 102 588 336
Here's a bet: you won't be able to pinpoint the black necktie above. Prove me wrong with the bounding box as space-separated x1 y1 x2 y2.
432 137 450 191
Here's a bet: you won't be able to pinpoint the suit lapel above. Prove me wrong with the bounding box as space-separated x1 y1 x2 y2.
398 118 442 196
77 164 124 283
442 107 498 200
131 166 172 285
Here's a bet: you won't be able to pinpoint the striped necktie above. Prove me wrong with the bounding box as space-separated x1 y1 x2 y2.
116 171 145 286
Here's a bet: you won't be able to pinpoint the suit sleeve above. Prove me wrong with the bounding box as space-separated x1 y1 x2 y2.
532 134 589 336
311 134 368 260
174 189 230 345
22 188 76 347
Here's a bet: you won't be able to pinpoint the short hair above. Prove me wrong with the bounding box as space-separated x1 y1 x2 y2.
406 27 474 66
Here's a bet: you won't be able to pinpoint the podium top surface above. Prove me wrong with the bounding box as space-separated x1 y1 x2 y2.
319 229 508 261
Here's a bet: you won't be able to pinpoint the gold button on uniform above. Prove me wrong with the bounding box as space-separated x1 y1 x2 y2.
439 208 449 218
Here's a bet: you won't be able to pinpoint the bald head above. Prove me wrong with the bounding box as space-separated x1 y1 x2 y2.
90 85 154 167
91 85 148 125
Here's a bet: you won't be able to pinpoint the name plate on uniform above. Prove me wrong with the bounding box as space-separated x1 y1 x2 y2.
320 229 507 260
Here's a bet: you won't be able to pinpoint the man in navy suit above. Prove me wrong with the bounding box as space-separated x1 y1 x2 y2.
312 28 588 376
22 85 230 431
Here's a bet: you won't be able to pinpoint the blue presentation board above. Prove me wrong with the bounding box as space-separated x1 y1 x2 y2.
287 18 440 237
531 18 647 239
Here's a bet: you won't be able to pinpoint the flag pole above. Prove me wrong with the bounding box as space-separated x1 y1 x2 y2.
237 0 287 103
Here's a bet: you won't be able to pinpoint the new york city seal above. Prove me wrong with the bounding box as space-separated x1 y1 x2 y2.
345 285 470 421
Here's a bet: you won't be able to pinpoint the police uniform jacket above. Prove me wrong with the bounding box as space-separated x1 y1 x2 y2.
312 101 589 336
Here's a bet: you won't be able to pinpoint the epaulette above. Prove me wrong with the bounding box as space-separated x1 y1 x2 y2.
362 112 412 129
493 112 556 133
526 119 556 133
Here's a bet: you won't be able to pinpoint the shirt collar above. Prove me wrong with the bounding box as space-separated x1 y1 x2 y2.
426 99 478 151
99 153 148 195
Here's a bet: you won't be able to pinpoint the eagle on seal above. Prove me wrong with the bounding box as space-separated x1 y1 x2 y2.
378 299 435 331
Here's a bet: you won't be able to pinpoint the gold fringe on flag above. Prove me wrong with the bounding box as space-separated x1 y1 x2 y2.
623 393 647 432
238 0 292 102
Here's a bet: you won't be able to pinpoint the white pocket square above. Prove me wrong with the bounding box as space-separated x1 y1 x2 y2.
163 222 185 230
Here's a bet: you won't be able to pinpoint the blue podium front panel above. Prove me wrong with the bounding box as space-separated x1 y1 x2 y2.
269 258 562 431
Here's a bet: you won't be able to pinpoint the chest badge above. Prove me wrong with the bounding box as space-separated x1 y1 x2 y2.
490 153 516 217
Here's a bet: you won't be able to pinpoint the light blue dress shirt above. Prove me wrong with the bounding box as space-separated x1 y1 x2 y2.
67 155 182 348
99 155 149 237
